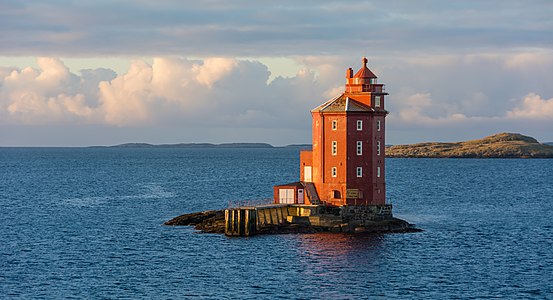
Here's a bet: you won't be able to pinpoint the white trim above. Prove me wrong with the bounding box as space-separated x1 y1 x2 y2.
375 96 381 108
345 97 350 111
357 120 363 131
331 120 337 130
279 189 295 204
377 120 381 132
356 167 363 178
357 141 362 155
377 141 381 155
332 141 337 155
377 166 381 178
332 167 337 177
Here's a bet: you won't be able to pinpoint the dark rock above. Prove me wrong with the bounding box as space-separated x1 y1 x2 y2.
165 210 421 235
164 210 224 226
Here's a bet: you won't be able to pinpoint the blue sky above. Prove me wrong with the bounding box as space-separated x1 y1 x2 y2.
1 0 553 146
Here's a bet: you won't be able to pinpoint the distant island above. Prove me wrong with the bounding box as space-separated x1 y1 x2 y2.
90 142 312 149
386 133 553 158
89 133 553 158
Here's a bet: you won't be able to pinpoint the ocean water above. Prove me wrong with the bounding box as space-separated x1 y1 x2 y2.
1 148 552 299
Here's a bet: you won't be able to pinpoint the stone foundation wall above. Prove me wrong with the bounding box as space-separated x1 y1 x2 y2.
341 204 393 223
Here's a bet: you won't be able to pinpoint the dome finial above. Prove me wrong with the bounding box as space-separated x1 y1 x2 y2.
362 57 368 65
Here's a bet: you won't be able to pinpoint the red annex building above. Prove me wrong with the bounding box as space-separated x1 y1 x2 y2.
274 58 388 207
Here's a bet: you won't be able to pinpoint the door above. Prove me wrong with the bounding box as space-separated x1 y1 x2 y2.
297 189 304 204
304 166 312 182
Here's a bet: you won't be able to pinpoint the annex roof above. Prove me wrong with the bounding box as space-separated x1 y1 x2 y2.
274 181 305 188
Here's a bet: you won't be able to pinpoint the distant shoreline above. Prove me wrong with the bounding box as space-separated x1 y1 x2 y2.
87 143 313 149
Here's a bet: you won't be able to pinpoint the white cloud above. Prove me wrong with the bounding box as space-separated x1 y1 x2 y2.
0 57 331 129
193 58 237 88
506 93 553 120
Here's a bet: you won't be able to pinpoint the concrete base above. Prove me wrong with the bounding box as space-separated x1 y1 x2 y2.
224 204 402 236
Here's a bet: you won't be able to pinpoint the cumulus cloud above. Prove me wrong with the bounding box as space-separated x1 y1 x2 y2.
0 57 102 124
2 53 553 146
506 93 553 119
0 57 329 129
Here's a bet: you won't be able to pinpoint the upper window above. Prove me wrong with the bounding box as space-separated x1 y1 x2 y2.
375 96 381 108
357 141 362 155
356 167 363 178
332 141 337 155
377 141 381 156
377 120 381 132
331 120 337 130
332 167 337 177
357 120 363 131
377 166 381 178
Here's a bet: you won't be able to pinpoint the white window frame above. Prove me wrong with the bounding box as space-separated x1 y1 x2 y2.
332 167 337 177
356 167 363 178
377 166 381 178
331 120 337 130
279 189 295 204
357 141 362 155
377 120 381 132
377 141 381 156
357 120 363 131
375 96 381 108
332 141 337 155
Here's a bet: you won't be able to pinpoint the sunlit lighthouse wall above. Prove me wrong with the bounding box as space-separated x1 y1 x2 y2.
274 58 388 207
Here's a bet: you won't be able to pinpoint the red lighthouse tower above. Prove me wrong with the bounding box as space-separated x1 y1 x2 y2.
275 58 388 207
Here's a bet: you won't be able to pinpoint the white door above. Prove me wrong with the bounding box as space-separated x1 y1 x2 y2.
304 166 312 182
297 189 304 204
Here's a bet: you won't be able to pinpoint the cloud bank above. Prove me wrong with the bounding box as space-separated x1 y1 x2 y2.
1 54 553 145
1 57 327 130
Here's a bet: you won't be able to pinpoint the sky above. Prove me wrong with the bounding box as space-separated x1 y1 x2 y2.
1 0 553 146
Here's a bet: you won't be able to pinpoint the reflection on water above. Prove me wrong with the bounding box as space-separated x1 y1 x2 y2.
295 233 386 279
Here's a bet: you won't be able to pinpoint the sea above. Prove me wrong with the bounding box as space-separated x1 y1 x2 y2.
1 147 552 299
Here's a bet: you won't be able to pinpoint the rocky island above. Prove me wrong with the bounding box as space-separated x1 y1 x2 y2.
386 133 553 158
164 207 421 235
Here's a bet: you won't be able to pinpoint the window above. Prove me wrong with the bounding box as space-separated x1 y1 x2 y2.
332 167 337 177
377 141 381 155
377 166 381 178
331 120 337 130
356 167 363 178
332 141 337 155
279 189 295 204
332 190 341 199
357 141 362 155
375 96 381 108
357 120 363 131
377 120 381 132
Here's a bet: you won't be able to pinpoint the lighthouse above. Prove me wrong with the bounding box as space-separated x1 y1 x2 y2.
275 58 388 207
